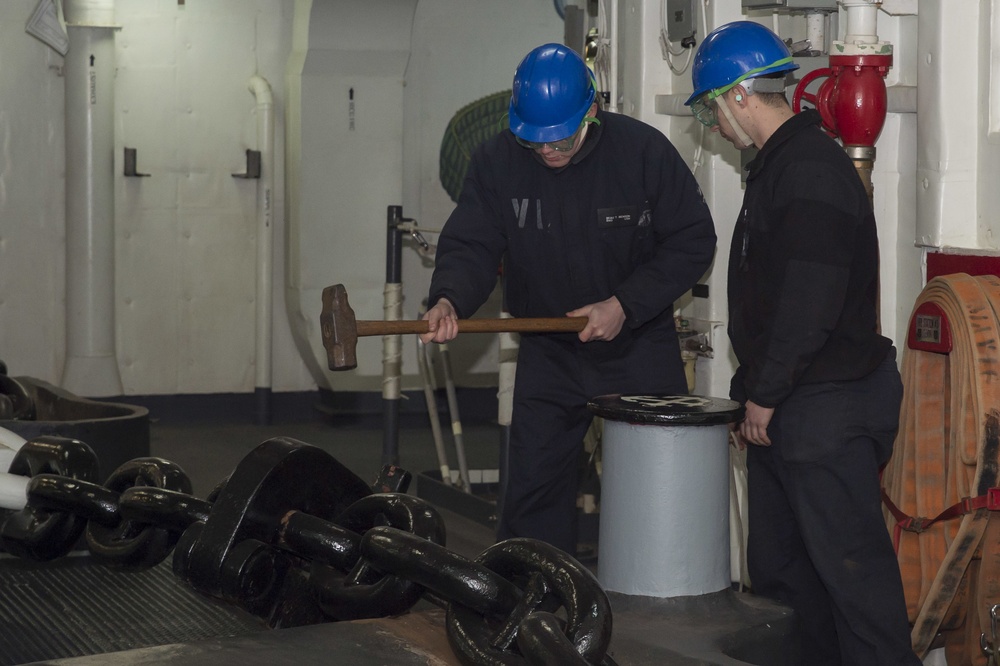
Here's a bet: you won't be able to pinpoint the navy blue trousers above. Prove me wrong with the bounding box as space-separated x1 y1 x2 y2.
497 331 686 555
745 349 920 665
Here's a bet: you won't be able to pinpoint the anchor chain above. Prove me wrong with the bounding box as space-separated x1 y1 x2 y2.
0 434 614 665
0 371 35 420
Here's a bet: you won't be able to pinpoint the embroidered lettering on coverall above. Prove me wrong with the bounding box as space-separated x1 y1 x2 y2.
512 198 543 229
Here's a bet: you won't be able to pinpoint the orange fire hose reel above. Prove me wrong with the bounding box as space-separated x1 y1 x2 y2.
882 273 1000 663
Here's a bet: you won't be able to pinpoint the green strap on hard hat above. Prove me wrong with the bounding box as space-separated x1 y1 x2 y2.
705 57 794 101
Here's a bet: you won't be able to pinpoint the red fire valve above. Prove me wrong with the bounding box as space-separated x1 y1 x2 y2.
792 53 892 147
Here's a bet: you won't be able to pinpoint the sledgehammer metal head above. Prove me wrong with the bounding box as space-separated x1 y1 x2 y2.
320 284 359 371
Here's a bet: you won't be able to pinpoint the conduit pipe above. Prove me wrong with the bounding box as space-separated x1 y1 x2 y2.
249 75 274 425
60 0 123 398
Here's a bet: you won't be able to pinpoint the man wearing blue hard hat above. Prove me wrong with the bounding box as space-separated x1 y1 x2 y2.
687 20 919 666
421 43 715 557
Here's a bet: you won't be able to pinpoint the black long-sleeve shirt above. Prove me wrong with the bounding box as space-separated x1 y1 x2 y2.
428 108 716 355
728 109 891 408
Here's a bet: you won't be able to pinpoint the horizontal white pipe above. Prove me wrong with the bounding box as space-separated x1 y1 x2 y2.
655 85 917 118
0 473 29 511
653 93 691 117
887 85 917 114
63 0 116 27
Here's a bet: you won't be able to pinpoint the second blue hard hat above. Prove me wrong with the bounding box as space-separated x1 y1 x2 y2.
509 43 596 143
685 21 799 106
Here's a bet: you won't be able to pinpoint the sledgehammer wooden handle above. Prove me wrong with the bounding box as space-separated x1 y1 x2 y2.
356 317 587 337
321 283 587 371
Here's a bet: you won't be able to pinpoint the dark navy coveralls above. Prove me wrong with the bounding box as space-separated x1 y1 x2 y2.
729 109 919 665
428 108 716 554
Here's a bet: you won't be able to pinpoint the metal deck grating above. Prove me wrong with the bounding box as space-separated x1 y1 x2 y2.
0 553 264 665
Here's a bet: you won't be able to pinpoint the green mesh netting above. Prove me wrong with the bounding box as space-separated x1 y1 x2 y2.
439 90 511 203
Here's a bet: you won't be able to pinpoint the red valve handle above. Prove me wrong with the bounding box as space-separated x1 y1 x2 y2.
792 67 839 139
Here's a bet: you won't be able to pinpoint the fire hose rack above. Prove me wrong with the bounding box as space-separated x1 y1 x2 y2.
882 273 1000 664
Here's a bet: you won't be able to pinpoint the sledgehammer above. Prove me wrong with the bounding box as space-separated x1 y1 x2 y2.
321 283 587 370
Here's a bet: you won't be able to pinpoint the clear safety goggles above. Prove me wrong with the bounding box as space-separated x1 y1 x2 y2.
689 61 792 128
516 116 599 152
690 96 719 128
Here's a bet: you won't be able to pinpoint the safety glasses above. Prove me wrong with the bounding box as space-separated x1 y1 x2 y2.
690 96 719 128
516 123 584 152
515 117 599 152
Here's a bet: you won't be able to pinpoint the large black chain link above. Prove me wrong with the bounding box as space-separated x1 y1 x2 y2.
0 373 35 421
0 434 614 665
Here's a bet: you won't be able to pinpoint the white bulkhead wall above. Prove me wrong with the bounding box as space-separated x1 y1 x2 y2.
0 0 303 396
113 1 299 396
0 0 560 396
285 0 418 392
915 0 1000 251
1 0 997 398
0 1 68 386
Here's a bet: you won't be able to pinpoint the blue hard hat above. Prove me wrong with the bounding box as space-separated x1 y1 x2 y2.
684 21 799 106
508 43 596 143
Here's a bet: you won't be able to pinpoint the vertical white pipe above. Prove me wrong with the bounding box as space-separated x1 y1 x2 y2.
807 12 827 53
841 1 880 44
61 0 123 398
249 76 274 423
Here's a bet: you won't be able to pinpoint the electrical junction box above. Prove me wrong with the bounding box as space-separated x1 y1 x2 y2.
666 0 697 43
742 0 838 9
